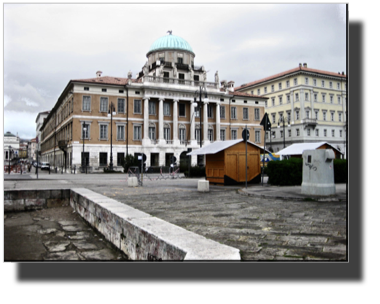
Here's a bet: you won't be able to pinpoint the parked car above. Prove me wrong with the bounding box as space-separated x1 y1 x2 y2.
40 162 50 170
32 161 41 168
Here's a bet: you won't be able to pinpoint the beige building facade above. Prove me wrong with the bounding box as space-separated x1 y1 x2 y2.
40 33 267 171
235 63 347 157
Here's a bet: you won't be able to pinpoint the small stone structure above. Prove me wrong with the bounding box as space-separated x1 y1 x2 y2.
128 177 138 187
198 180 209 192
301 149 336 196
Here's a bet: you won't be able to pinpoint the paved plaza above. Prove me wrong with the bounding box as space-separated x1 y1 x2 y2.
4 171 347 260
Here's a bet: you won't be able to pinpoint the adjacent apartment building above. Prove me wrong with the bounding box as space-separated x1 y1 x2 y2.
39 32 267 171
235 63 347 157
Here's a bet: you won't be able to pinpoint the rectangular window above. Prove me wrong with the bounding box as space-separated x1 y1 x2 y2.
179 103 186 117
117 153 125 166
314 93 318 102
306 111 310 119
272 98 275 106
338 96 341 104
280 130 283 138
324 129 327 137
332 130 335 137
271 85 274 92
305 93 309 101
307 128 311 136
287 95 290 103
149 101 156 115
323 112 326 121
287 112 291 122
149 127 156 140
83 96 91 111
82 124 89 139
164 102 170 116
163 72 169 83
296 129 300 136
315 111 319 120
100 125 108 140
264 87 267 93
288 129 291 137
117 98 125 113
272 131 276 139
337 83 341 89
243 108 249 120
177 57 183 64
295 93 299 101
278 83 282 90
258 89 260 95
339 113 342 122
102 88 107 92
84 87 89 91
220 106 226 119
208 129 213 142
117 125 125 140
254 108 260 120
321 80 325 88
329 81 333 88
134 125 142 140
330 95 334 103
305 77 309 85
331 112 334 121
207 104 213 118
313 79 317 86
100 97 108 112
134 100 142 114
179 128 186 143
231 129 237 140
296 111 299 120
294 78 298 85
272 113 276 124
322 95 326 102
286 80 290 88
220 129 226 141
99 152 107 166
178 73 185 84
279 96 283 105
316 129 319 136
164 128 170 141
340 130 343 137
255 130 260 143
231 107 237 119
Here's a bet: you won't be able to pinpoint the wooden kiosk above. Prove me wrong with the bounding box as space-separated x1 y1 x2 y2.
187 139 268 185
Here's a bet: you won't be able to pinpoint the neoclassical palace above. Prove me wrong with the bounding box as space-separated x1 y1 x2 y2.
235 63 347 156
40 32 268 171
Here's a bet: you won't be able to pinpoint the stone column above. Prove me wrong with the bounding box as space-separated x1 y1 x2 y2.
215 101 221 141
142 97 150 145
190 100 196 145
158 98 165 145
203 101 210 145
173 99 180 145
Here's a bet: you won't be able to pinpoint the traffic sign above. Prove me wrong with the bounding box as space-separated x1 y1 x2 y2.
260 113 272 131
242 128 250 142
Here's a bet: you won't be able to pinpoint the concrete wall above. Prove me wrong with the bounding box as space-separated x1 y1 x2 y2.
4 189 70 212
4 188 240 260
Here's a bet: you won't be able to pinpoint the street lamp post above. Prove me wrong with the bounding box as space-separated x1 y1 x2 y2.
194 85 208 166
8 146 13 174
82 123 87 174
108 102 116 171
277 116 290 149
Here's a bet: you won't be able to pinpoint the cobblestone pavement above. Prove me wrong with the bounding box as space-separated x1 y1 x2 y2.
4 172 347 261
111 190 347 260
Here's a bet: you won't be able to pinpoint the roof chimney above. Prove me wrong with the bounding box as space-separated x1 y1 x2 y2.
338 72 340 74
96 71 103 78
228 81 235 92
342 71 345 75
299 63 302 68
303 63 307 68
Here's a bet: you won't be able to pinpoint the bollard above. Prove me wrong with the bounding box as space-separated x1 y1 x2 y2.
49 166 51 174
74 165 76 174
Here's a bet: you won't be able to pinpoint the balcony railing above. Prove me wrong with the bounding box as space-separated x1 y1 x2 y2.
144 76 217 89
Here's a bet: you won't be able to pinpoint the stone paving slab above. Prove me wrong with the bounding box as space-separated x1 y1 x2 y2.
4 173 347 261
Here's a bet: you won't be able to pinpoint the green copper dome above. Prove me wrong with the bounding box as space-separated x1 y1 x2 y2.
147 33 194 55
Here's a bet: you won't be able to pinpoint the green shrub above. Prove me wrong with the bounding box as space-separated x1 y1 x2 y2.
334 159 347 183
266 157 347 185
183 166 206 177
266 158 303 185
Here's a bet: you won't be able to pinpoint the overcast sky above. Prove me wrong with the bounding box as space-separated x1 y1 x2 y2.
3 3 346 139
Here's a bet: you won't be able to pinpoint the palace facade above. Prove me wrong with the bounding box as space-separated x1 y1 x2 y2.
235 63 347 156
39 33 268 171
